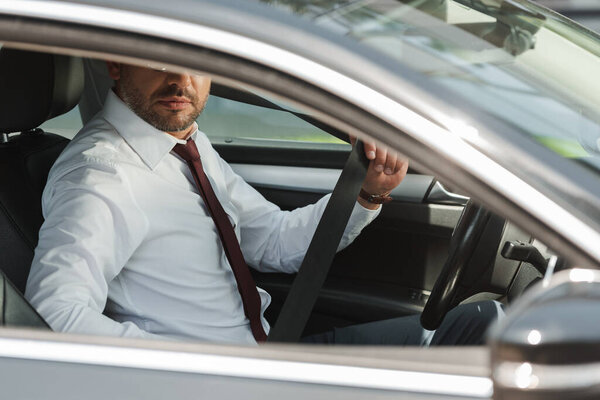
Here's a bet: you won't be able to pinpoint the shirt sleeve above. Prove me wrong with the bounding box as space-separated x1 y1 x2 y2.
25 159 162 340
217 159 381 274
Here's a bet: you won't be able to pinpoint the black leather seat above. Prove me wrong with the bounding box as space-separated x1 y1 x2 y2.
0 48 84 328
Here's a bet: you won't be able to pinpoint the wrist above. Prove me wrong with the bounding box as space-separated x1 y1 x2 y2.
357 196 381 210
359 188 392 204
357 188 392 210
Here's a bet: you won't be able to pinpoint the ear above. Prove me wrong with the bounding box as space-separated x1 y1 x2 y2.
106 61 122 80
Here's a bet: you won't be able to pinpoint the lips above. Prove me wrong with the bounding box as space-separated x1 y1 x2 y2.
156 97 192 110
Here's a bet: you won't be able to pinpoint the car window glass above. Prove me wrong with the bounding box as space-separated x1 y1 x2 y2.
261 0 600 174
39 105 83 139
43 93 347 148
198 94 348 149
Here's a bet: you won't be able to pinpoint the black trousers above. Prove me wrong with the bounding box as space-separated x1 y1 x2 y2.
301 300 503 346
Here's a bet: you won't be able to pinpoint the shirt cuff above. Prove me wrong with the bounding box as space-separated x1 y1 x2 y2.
349 200 381 230
337 201 381 252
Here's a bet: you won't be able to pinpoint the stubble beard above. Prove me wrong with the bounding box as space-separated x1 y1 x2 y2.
118 76 207 133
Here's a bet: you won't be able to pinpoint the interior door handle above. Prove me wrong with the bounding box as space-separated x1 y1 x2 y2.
426 181 469 205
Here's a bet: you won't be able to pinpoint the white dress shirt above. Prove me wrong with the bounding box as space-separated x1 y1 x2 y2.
25 90 380 344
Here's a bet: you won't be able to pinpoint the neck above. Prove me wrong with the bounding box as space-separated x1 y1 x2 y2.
167 124 195 140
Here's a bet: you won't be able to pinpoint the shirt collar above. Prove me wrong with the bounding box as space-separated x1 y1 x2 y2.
102 90 198 170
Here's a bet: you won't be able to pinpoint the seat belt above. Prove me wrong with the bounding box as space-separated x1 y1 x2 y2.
0 271 50 329
267 141 369 342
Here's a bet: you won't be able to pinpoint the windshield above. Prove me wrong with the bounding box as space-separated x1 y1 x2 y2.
260 0 600 174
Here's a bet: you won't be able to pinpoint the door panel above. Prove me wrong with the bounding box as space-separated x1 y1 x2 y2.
230 163 434 202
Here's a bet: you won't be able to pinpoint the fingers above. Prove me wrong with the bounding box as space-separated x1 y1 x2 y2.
361 140 405 176
363 141 377 160
373 147 388 173
384 152 398 175
398 157 409 176
373 146 403 175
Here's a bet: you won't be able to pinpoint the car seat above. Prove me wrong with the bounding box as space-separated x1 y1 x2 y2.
0 47 84 328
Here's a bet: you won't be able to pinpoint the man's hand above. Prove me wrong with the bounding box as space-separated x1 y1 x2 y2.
354 139 409 210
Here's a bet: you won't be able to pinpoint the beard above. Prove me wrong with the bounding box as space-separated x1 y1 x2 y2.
118 72 207 132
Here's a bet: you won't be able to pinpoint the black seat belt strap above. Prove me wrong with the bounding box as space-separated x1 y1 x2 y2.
267 141 369 342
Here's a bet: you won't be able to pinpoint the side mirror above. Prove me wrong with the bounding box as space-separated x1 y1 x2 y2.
488 269 600 399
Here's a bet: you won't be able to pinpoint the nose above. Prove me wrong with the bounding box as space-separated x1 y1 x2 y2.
165 72 192 88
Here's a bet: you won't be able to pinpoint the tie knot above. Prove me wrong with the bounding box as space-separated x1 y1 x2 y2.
173 140 201 162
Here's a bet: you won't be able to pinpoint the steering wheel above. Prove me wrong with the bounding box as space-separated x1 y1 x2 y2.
420 200 492 331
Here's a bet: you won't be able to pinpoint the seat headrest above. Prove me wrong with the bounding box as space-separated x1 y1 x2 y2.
0 48 84 134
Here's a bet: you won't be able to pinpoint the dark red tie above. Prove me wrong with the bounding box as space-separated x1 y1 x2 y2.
173 139 267 342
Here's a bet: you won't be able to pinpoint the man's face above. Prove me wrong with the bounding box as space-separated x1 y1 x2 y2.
107 63 211 136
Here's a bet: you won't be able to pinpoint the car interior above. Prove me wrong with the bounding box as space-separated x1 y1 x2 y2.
0 44 555 342
0 48 79 329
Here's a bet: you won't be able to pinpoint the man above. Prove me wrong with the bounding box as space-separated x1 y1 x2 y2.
25 62 500 345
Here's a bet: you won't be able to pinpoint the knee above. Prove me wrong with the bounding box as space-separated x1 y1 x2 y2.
431 300 504 345
459 300 504 327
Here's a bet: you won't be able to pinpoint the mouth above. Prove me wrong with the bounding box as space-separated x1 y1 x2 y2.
156 97 192 110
